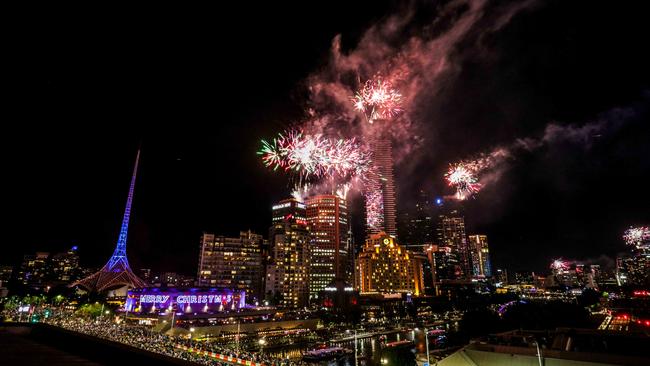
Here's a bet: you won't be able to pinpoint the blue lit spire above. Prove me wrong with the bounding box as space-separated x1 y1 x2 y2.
71 149 145 292
107 149 140 271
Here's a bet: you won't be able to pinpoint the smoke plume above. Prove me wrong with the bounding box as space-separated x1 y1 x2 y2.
452 106 637 195
302 0 539 162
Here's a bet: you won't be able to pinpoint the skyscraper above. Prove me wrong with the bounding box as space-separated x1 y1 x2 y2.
17 252 50 288
437 210 470 279
365 138 397 237
468 234 492 278
50 246 80 283
616 230 650 286
0 266 13 284
266 198 310 308
306 194 351 300
357 232 424 296
398 190 435 249
426 244 460 281
139 268 152 285
0 265 12 295
197 230 265 300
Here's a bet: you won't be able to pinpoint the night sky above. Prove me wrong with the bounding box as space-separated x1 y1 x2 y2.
4 0 649 275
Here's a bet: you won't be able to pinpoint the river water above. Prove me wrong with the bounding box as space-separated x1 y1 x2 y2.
266 329 445 366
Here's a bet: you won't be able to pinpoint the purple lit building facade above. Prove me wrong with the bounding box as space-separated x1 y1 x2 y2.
125 287 246 314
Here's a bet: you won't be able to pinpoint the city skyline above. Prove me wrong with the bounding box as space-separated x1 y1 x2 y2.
3 0 650 276
3 2 650 365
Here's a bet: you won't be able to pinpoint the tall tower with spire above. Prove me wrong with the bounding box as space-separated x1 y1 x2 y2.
71 149 145 293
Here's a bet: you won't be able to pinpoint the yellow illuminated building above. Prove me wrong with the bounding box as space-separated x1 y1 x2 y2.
357 232 424 296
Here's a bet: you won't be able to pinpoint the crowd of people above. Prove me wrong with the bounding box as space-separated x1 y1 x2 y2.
46 316 308 366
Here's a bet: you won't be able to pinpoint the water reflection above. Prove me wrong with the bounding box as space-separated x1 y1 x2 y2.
266 330 439 366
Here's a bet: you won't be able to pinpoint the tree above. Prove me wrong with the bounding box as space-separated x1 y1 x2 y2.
75 303 104 319
1 296 21 312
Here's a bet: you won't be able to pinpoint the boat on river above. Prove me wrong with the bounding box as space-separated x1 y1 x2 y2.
302 347 353 361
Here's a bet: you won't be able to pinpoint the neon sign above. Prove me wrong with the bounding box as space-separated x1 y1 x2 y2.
176 294 232 304
139 295 170 304
126 288 245 313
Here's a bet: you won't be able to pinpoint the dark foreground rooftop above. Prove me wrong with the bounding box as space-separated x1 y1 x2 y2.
438 328 650 366
0 325 101 366
0 323 195 366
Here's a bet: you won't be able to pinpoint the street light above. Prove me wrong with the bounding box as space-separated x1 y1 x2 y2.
424 327 431 366
236 320 241 352
354 329 358 366
258 338 266 354
533 340 543 366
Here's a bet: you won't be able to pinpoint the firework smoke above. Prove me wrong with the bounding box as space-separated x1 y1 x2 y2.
445 107 635 200
290 181 352 202
305 0 536 162
258 0 538 229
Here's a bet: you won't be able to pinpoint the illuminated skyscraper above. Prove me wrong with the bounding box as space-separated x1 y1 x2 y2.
365 138 397 237
50 246 80 283
357 232 424 296
437 210 470 279
468 234 492 278
425 244 459 283
266 198 310 308
0 266 12 284
617 253 650 287
17 252 50 288
306 194 350 300
616 229 650 286
197 230 265 300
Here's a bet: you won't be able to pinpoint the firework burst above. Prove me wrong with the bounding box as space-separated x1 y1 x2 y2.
353 76 403 123
623 226 650 247
291 183 311 202
445 162 482 200
550 258 570 271
258 129 371 181
258 138 285 171
336 182 352 200
365 189 384 230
